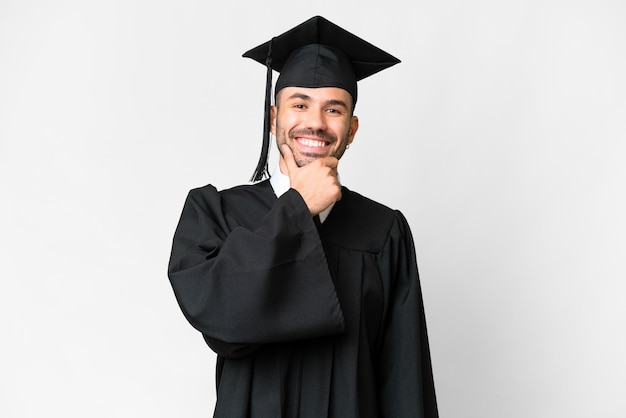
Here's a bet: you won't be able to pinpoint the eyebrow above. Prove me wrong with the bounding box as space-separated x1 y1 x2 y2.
326 99 349 109
286 93 349 109
286 92 312 102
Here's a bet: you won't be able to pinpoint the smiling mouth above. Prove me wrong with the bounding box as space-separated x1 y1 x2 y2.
296 137 330 148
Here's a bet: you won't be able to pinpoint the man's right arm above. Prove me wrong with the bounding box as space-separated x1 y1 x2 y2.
167 185 345 359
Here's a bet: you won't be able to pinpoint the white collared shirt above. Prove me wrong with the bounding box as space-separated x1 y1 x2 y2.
269 165 335 223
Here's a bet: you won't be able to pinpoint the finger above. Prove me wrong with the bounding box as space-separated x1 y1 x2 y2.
323 156 339 169
280 144 299 173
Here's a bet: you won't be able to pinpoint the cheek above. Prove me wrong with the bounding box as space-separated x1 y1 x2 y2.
276 115 293 134
332 121 351 140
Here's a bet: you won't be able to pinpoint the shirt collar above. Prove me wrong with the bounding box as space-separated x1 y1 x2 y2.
269 165 335 223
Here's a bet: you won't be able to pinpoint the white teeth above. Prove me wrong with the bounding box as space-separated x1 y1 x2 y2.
299 138 327 148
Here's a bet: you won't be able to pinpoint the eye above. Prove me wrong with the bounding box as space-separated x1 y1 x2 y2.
293 103 306 109
326 108 343 115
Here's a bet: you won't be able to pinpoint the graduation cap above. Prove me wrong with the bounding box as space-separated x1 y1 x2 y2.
243 15 400 182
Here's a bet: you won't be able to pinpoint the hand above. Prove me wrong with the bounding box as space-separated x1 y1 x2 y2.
280 144 342 216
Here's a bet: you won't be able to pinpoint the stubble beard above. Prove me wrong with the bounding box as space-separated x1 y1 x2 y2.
276 125 348 167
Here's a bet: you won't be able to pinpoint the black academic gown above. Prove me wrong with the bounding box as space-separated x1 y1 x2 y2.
168 180 438 418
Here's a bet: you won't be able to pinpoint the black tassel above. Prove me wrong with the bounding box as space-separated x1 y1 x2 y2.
250 38 275 182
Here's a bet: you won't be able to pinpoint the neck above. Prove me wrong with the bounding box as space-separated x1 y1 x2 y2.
278 155 289 175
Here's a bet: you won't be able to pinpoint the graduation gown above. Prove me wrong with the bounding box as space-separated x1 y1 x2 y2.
168 180 438 417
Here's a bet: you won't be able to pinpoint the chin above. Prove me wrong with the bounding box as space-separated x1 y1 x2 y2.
296 153 325 167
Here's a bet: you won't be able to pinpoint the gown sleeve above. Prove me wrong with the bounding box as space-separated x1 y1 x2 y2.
167 185 345 359
376 211 439 418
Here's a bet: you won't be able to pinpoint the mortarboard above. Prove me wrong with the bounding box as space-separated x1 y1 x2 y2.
243 16 400 182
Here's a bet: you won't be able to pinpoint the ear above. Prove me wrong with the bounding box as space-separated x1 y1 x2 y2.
270 106 277 135
347 115 359 145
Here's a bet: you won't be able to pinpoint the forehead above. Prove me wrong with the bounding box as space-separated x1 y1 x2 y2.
277 86 353 106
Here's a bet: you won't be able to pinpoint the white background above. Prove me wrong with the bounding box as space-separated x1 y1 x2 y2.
1 1 625 417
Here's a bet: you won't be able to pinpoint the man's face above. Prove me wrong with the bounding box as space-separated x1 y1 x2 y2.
271 86 359 167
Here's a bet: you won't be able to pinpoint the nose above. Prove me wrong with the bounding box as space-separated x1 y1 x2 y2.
304 108 327 132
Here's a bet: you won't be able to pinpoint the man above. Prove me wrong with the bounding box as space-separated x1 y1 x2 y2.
168 16 438 417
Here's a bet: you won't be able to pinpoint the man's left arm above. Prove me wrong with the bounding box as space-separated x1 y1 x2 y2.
376 211 439 418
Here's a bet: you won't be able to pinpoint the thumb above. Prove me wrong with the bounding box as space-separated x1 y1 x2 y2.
280 144 299 174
